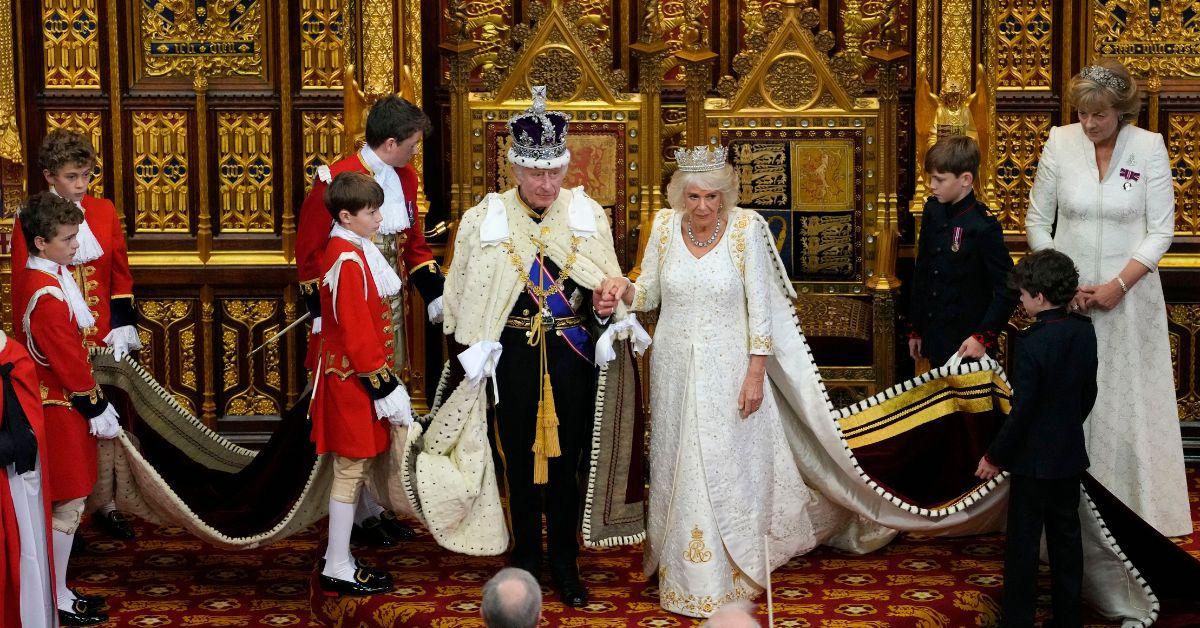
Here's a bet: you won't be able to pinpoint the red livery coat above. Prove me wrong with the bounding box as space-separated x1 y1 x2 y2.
295 155 440 369
0 332 55 628
309 238 396 458
11 195 135 348
12 269 101 502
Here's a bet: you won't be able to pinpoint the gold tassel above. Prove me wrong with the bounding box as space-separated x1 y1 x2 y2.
528 307 561 484
539 372 561 457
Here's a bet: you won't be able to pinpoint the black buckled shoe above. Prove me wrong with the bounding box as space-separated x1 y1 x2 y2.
57 599 108 626
351 516 397 548
316 558 392 588
70 588 106 613
377 510 418 540
95 509 135 540
550 564 589 608
316 563 394 597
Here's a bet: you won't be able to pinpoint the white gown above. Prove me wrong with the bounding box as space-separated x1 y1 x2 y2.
1027 122 1192 536
633 209 842 617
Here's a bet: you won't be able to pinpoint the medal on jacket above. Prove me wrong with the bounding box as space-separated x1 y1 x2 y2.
951 226 963 253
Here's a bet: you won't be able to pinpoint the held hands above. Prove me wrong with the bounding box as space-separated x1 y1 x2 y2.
738 370 765 419
593 277 631 318
1080 279 1125 312
974 455 1001 481
956 336 987 360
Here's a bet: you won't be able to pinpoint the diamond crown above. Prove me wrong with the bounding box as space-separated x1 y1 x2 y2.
674 145 728 172
1079 65 1129 92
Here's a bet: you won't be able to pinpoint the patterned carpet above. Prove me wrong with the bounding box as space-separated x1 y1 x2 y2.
69 467 1198 627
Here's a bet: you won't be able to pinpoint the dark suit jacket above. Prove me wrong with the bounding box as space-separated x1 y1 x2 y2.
987 307 1098 479
909 192 1019 365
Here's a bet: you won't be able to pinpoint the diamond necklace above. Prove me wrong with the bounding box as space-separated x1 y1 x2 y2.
686 216 723 247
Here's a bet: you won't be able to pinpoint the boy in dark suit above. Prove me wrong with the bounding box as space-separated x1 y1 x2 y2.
909 135 1018 367
976 249 1098 628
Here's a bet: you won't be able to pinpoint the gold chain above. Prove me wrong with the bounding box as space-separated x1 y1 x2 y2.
500 232 582 302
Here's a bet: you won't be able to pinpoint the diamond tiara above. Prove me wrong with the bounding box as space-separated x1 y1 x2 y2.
674 145 728 172
1079 65 1129 92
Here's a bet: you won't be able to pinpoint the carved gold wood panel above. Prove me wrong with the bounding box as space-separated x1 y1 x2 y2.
1166 112 1200 236
41 0 102 89
217 112 274 233
300 0 345 89
135 0 268 81
993 112 1051 233
994 0 1053 90
131 111 191 232
361 0 394 94
1167 304 1200 422
453 0 512 83
219 299 283 416
301 111 344 190
45 111 105 196
1092 0 1200 79
136 299 201 415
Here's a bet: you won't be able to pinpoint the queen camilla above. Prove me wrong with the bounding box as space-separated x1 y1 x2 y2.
602 146 892 617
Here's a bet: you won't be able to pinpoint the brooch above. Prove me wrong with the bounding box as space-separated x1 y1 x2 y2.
1119 167 1141 191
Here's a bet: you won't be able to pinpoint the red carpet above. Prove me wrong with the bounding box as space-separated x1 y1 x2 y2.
69 467 1198 627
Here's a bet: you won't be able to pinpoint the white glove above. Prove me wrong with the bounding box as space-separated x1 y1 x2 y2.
311 316 322 334
426 296 445 324
457 341 503 385
374 385 413 427
88 403 122 440
103 325 143 362
594 314 652 364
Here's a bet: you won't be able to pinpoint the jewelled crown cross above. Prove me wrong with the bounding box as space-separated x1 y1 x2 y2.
673 145 728 173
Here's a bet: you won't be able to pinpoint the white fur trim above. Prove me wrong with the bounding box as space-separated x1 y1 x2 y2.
507 148 571 170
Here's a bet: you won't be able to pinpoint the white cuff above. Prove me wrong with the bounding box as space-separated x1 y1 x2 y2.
375 385 413 426
89 403 122 440
104 325 143 362
427 296 445 324
594 314 652 364
311 316 322 334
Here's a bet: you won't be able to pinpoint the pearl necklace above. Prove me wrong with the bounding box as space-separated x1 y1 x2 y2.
686 216 723 248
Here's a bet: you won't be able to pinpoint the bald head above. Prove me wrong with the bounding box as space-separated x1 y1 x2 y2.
702 602 760 628
481 567 542 628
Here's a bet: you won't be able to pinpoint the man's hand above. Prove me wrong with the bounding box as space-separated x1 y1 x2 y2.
957 335 987 359
593 285 617 318
908 337 923 362
975 455 1001 481
593 277 629 318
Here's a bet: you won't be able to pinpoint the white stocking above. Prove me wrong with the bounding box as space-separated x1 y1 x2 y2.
52 530 78 611
322 498 357 581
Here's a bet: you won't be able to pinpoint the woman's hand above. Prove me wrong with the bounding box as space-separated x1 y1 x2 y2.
738 369 765 419
1083 279 1125 311
1069 287 1092 313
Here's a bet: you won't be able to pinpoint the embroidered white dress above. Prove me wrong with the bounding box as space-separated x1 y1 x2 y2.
1027 123 1192 536
633 209 828 617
